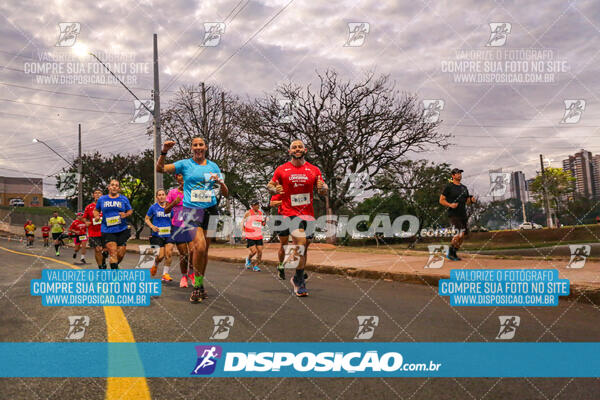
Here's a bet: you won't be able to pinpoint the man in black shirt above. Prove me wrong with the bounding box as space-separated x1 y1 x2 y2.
439 168 476 260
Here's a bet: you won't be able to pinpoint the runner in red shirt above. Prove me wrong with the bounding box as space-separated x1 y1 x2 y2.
41 225 50 247
68 213 88 264
83 189 106 268
241 200 265 272
267 140 328 297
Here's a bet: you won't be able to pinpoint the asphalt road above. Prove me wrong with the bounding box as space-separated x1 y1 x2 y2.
1 238 600 399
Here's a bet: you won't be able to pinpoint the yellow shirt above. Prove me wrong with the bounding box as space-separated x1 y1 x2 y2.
25 224 36 233
49 217 65 233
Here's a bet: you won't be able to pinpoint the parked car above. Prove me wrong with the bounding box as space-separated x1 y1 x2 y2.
9 198 25 207
518 222 542 230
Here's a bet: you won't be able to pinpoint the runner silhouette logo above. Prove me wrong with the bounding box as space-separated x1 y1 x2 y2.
560 100 585 124
191 345 222 375
209 316 235 340
66 316 89 340
496 316 520 340
485 22 511 47
354 316 379 340
567 244 590 269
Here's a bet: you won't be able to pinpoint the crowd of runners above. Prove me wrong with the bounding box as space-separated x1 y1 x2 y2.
19 137 476 302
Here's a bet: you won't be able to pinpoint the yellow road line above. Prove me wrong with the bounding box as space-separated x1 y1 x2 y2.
0 245 151 400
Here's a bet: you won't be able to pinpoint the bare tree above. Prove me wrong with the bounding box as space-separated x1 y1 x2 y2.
235 69 450 214
159 84 264 208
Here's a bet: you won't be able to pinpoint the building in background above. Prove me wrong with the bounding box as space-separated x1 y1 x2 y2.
0 176 43 207
593 155 600 200
562 149 596 199
510 171 528 203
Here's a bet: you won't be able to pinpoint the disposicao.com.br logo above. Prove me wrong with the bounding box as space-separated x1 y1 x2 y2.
191 346 442 376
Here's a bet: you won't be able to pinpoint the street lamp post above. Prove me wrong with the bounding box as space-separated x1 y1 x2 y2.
33 138 82 211
73 38 162 193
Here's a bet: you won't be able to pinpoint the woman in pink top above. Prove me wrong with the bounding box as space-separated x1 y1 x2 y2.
165 173 195 288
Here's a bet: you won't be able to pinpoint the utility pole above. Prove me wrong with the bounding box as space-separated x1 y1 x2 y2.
521 200 527 223
153 33 163 192
540 154 553 228
77 124 83 212
201 82 207 136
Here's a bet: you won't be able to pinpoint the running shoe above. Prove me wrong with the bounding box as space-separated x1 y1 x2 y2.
80 258 87 264
278 264 286 280
190 287 202 303
162 273 173 282
188 273 194 282
245 258 252 269
199 286 208 299
453 253 462 261
55 251 60 256
150 265 157 277
297 283 308 297
290 276 300 296
179 276 188 288
252 265 261 272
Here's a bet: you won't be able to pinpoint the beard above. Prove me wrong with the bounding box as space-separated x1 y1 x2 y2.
291 151 304 159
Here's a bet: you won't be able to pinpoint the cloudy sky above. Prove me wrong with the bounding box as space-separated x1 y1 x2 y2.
1 0 599 198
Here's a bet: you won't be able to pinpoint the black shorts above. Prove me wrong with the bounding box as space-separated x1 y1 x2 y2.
246 238 264 247
88 236 103 248
102 229 130 247
278 216 315 240
200 204 219 231
25 233 34 238
51 232 63 240
149 236 169 247
449 216 469 234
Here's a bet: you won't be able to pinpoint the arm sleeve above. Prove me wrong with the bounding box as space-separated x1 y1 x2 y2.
442 185 451 198
95 201 102 211
174 160 185 175
146 205 154 217
123 197 132 211
271 167 281 183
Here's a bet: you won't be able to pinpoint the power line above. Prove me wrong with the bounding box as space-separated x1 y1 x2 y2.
163 0 249 91
204 0 295 82
0 82 132 102
0 97 131 115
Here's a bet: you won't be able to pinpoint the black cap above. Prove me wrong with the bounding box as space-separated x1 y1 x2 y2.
450 168 464 175
251 199 260 205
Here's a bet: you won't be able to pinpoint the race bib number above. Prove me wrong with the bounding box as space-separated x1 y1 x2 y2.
106 215 121 226
78 235 87 241
158 226 171 236
252 220 262 228
92 218 102 225
290 193 310 207
191 189 212 203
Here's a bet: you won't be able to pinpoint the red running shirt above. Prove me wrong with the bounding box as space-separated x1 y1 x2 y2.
271 161 323 220
243 209 264 240
83 202 102 237
69 220 87 236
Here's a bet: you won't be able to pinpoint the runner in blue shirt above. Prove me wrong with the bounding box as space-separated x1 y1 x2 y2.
156 137 229 303
94 179 132 269
145 189 174 282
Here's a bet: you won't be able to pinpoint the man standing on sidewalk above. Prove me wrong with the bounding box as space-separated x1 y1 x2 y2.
439 168 476 261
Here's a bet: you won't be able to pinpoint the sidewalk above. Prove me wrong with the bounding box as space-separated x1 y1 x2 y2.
2 223 600 303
